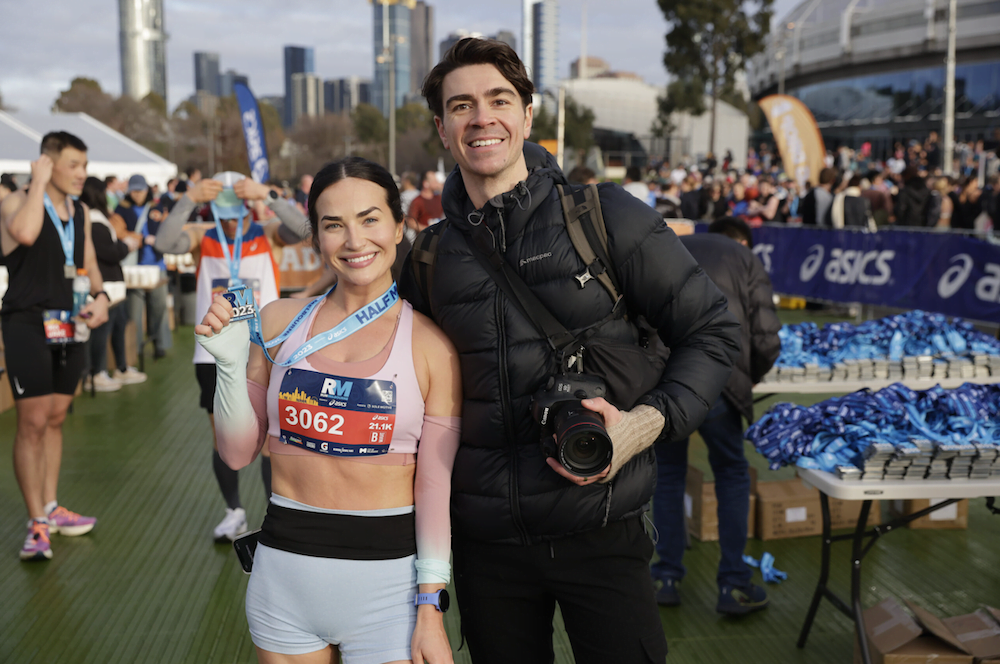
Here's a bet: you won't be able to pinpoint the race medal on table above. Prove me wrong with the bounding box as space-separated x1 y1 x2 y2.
222 284 258 322
278 368 396 456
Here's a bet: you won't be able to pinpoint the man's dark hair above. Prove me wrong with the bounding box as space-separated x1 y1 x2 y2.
566 166 595 185
848 174 864 188
422 37 534 118
41 131 87 157
307 157 403 253
625 166 642 182
818 167 837 186
401 171 419 188
708 216 753 248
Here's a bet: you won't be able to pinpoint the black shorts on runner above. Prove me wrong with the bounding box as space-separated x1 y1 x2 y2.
195 363 218 413
2 311 86 400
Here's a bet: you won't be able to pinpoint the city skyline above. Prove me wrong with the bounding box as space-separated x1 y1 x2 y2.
2 0 800 116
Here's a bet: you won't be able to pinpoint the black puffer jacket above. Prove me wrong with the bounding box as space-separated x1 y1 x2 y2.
400 144 740 546
680 233 781 422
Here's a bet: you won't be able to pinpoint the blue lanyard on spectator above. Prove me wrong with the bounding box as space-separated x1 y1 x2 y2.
245 281 399 367
43 193 74 267
211 202 244 282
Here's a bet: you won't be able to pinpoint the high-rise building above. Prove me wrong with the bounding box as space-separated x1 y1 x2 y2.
194 52 220 97
439 29 484 61
410 1 434 98
291 73 324 125
532 0 558 97
324 77 373 115
284 46 315 127
439 29 517 62
372 1 412 116
220 70 250 98
118 0 168 103
492 30 517 52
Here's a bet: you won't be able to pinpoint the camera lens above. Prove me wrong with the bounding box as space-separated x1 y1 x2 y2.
554 407 613 477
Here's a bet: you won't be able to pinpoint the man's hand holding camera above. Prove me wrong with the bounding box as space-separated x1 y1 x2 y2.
545 399 664 486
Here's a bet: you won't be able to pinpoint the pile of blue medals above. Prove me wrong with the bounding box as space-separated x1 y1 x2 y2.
775 310 1000 368
745 382 1000 479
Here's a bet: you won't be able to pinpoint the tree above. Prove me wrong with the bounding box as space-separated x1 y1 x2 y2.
657 0 772 154
530 95 596 164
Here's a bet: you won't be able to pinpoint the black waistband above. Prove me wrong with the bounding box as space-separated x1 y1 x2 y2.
258 502 416 560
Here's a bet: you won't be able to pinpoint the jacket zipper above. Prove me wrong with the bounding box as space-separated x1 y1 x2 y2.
494 207 530 544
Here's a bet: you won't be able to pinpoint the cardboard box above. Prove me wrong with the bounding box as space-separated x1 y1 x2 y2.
829 497 882 530
906 600 1000 663
755 477 823 540
684 464 756 541
853 597 974 664
890 499 968 530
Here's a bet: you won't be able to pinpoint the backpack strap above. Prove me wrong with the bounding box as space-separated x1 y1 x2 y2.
557 184 621 301
409 221 449 310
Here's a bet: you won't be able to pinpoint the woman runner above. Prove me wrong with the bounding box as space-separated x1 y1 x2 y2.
195 157 461 664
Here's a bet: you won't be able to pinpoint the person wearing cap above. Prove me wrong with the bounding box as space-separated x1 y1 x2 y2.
116 174 170 360
156 172 311 542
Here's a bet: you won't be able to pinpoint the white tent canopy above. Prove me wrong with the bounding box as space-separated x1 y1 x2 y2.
0 110 177 189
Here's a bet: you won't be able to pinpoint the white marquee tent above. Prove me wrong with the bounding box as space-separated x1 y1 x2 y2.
0 111 177 189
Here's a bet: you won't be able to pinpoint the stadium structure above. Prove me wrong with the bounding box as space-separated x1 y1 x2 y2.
747 0 1000 156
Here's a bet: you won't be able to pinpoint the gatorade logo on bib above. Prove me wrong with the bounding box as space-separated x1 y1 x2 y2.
278 368 396 456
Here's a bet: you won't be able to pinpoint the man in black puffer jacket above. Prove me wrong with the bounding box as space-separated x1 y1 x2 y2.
652 218 781 615
400 38 740 664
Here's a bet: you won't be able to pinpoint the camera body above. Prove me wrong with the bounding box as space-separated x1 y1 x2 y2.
531 373 614 477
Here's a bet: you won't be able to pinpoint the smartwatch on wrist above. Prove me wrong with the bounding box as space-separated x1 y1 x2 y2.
266 189 279 207
414 589 450 613
94 290 110 303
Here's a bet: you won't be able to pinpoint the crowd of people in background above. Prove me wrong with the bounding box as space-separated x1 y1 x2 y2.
594 131 1000 233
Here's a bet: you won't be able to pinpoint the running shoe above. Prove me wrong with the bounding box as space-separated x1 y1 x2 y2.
213 508 248 542
717 583 769 615
92 371 123 392
48 506 97 536
655 578 681 606
114 366 147 385
20 520 52 561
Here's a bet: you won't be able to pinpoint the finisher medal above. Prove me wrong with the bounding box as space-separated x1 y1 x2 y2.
222 284 258 322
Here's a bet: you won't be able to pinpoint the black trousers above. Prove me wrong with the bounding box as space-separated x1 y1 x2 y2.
452 516 668 664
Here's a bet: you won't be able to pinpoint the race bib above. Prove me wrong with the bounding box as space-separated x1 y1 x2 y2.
278 368 396 456
43 310 75 344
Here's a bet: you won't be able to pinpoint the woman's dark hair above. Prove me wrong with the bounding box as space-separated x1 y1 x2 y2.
1 173 18 193
306 157 403 252
81 176 110 218
422 37 534 118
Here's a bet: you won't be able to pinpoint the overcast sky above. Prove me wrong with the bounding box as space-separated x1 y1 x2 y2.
0 0 798 114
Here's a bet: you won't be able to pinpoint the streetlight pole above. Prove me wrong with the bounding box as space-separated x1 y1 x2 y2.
556 86 565 170
943 0 957 176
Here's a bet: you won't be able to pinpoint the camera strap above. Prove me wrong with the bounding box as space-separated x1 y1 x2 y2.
462 218 622 356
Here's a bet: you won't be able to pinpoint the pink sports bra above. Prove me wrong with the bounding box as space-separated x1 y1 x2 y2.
266 295 424 465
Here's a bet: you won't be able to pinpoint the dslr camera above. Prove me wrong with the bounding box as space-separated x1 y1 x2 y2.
531 373 613 477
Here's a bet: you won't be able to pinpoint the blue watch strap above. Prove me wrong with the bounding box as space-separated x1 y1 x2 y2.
414 589 448 612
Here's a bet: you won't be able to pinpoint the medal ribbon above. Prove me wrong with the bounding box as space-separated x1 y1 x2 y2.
247 282 400 367
210 202 244 283
43 193 75 268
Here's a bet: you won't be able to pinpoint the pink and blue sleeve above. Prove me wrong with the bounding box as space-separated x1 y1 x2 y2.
413 415 461 585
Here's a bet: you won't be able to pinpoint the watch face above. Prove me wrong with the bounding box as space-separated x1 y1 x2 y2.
438 589 450 612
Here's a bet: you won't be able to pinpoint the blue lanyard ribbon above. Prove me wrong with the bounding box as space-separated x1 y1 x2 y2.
211 202 245 282
246 282 400 367
43 193 75 267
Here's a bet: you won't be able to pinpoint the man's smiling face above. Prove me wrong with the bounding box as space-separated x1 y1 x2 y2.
434 63 533 188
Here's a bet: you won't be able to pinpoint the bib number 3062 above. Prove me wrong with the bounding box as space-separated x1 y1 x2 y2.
284 406 344 435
